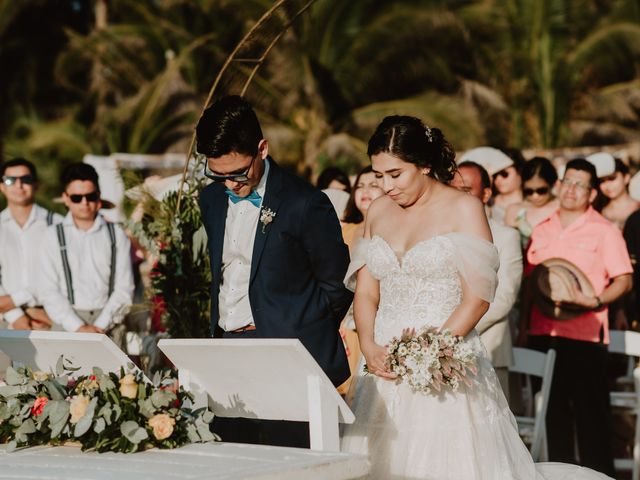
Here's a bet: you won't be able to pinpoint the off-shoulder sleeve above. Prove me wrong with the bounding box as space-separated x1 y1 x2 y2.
447 232 500 302
344 238 370 292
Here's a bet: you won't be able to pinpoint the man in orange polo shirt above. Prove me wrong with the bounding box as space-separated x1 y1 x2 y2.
522 158 632 476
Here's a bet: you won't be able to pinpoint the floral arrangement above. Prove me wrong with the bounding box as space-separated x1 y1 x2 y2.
125 169 211 339
368 327 478 394
0 358 218 453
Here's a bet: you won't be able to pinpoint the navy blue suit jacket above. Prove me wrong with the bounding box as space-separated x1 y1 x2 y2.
199 159 352 386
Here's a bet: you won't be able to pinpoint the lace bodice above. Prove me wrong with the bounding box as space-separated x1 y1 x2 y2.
367 235 463 343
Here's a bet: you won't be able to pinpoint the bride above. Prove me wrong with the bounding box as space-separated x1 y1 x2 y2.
341 115 611 480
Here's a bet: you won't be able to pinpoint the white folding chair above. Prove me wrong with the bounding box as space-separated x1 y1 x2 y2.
509 347 556 461
608 330 640 480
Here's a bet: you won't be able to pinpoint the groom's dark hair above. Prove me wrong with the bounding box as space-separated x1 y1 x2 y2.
196 95 263 158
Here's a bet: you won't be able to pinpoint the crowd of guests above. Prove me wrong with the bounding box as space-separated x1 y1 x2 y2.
323 147 640 475
2 140 639 472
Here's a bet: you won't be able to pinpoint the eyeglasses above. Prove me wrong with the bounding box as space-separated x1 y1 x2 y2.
493 169 510 179
203 155 257 183
67 191 100 203
2 175 35 186
523 186 550 197
560 178 591 192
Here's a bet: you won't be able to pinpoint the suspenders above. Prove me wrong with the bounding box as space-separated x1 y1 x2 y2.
56 222 117 305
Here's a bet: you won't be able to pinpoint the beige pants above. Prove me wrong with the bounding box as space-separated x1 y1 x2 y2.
75 309 127 353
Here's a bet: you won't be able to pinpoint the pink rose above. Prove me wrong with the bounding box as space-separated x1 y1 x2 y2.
31 397 48 417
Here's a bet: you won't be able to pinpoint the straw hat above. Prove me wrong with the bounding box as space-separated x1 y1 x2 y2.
531 258 595 320
458 147 513 176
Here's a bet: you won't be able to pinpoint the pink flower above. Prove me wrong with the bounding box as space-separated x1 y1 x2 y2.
31 397 48 417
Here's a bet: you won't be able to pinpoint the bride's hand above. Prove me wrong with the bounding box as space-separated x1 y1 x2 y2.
361 341 397 380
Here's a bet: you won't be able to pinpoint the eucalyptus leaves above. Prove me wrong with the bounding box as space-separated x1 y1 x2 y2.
0 357 218 453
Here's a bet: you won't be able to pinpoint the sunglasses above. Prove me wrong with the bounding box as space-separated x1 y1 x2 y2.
67 191 100 204
2 175 35 186
493 169 511 179
204 155 257 184
523 187 550 196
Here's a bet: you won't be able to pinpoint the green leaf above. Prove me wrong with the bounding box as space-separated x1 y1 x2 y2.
56 356 64 376
112 403 122 421
14 418 36 443
73 397 98 438
120 420 148 444
138 398 155 419
0 385 27 397
150 390 172 409
46 400 70 439
97 404 112 425
94 417 106 434
5 367 26 386
201 410 214 424
196 423 215 442
44 380 65 401
186 424 200 443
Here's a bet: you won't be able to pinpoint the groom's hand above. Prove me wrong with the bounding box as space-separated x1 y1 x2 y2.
362 341 397 380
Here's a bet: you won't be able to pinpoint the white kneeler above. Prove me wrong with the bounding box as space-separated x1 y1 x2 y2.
158 338 355 452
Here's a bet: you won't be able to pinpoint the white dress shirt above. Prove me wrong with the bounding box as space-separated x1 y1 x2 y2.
37 213 134 331
0 205 63 324
218 159 270 332
476 219 523 367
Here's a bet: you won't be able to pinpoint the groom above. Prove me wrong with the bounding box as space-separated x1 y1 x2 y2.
197 95 352 448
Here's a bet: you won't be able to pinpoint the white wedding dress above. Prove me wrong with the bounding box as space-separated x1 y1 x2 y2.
341 233 612 480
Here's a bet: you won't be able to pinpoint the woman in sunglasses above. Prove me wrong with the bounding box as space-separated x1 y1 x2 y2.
505 156 559 249
490 148 524 224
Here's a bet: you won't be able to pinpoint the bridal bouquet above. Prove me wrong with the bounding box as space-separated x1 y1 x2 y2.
0 358 218 453
371 326 478 394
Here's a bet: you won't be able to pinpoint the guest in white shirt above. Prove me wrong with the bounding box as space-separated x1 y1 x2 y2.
0 158 62 330
450 161 523 399
38 163 134 334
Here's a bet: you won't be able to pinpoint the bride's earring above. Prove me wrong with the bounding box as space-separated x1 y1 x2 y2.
422 169 430 176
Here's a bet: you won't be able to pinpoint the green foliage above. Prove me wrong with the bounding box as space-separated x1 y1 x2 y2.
125 173 211 339
0 361 219 453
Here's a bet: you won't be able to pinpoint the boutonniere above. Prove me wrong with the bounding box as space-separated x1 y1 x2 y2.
260 207 276 233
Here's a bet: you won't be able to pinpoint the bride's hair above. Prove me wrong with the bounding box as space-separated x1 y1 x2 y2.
367 115 456 183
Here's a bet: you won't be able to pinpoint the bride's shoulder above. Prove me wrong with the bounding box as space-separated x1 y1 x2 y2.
445 189 492 241
366 195 395 219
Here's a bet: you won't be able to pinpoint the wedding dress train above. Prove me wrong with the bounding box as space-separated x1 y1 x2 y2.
341 234 611 480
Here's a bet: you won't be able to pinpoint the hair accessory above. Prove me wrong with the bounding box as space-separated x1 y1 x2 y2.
425 126 433 143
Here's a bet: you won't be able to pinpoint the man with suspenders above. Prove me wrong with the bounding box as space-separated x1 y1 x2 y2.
38 163 134 342
0 158 62 330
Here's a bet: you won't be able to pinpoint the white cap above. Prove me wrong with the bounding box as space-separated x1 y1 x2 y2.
629 171 640 201
458 147 513 176
322 188 350 221
585 152 616 178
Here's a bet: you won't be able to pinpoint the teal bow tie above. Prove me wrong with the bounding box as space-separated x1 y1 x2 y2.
225 189 262 208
